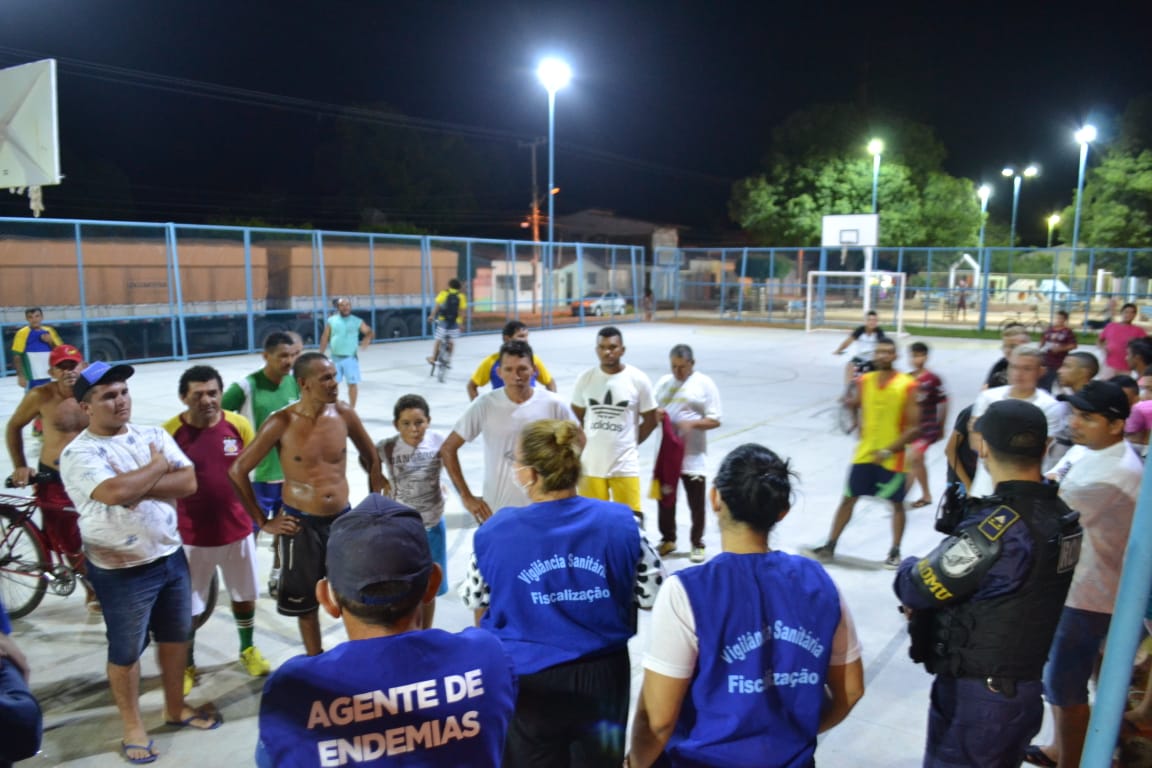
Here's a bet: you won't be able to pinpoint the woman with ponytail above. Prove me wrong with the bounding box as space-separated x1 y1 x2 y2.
627 443 864 768
459 419 664 767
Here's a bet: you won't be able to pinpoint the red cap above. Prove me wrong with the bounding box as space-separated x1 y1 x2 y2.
48 345 84 367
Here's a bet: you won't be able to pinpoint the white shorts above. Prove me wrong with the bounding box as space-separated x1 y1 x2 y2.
183 534 260 616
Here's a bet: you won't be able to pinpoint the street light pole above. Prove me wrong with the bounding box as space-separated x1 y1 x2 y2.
536 57 571 327
977 184 993 331
1001 165 1038 247
868 138 883 213
1047 213 1061 248
1070 124 1097 296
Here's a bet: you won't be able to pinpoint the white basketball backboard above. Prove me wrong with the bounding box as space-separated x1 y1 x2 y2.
0 59 62 189
821 214 878 248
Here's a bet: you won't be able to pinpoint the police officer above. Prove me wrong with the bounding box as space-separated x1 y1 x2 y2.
893 399 1082 768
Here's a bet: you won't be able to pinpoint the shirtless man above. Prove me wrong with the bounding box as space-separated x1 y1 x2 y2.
228 352 387 656
5 344 98 609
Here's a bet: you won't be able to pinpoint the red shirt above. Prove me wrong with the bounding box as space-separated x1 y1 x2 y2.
1042 325 1077 370
914 369 947 441
163 411 255 547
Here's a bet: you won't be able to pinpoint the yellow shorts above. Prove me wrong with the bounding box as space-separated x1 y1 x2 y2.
579 475 642 513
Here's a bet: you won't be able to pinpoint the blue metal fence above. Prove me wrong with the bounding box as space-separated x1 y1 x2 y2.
0 217 645 373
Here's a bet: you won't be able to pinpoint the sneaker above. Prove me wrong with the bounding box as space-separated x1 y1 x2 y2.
689 546 706 564
240 646 272 677
656 540 676 557
183 665 198 696
803 544 835 563
884 548 901 570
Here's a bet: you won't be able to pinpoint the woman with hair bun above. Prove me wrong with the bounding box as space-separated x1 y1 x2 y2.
459 419 664 767
627 443 864 768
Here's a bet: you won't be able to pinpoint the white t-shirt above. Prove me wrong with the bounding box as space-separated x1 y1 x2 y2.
450 387 576 515
968 386 1064 497
1048 440 1142 614
643 574 861 679
378 431 447 528
571 365 657 478
654 371 723 475
60 424 193 569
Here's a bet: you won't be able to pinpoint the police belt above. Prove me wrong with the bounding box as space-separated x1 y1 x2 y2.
944 675 1020 697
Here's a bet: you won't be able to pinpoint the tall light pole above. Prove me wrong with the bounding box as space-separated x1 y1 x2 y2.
1070 124 1097 294
536 57 571 325
977 184 993 330
1001 165 1039 247
1047 213 1061 248
868 138 883 213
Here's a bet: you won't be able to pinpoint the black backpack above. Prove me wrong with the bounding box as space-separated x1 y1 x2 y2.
442 290 461 323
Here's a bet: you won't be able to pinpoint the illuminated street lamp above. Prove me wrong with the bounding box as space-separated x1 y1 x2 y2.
867 138 883 213
1001 165 1039 247
1070 124 1097 293
536 57 571 323
1047 213 1061 248
977 184 993 330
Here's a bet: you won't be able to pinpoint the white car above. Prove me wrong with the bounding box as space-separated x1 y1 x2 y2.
570 291 628 316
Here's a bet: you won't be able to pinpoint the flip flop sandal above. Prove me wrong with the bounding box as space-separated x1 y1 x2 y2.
1022 744 1057 767
121 739 158 764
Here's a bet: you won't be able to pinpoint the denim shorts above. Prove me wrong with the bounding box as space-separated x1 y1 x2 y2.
426 519 448 596
86 549 191 666
1042 606 1112 706
332 355 361 385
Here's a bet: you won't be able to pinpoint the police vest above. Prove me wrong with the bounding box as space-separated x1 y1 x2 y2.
671 552 840 768
930 482 1081 680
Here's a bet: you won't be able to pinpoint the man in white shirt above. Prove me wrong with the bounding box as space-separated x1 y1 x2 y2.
652 344 722 563
1027 380 1142 768
571 326 659 518
969 345 1063 497
441 340 576 522
60 362 218 764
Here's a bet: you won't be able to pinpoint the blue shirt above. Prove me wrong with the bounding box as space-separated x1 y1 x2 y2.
669 552 841 768
474 495 641 675
326 313 363 357
257 628 516 768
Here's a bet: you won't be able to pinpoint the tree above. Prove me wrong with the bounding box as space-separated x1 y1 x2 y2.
730 103 983 247
1061 149 1152 249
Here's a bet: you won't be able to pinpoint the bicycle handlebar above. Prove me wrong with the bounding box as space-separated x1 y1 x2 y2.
5 472 55 488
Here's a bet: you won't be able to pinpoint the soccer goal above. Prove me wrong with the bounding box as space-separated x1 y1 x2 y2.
804 270 906 335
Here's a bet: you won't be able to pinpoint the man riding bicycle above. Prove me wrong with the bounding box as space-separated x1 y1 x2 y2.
428 278 466 366
834 310 886 387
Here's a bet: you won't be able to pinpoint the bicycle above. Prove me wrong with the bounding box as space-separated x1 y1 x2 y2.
0 476 217 625
430 327 454 383
998 306 1046 336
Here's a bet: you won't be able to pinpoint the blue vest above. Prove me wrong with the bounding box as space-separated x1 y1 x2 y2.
256 628 516 768
474 495 640 675
488 359 538 390
669 552 841 768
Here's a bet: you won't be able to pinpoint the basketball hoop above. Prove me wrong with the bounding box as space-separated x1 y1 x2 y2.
7 186 45 217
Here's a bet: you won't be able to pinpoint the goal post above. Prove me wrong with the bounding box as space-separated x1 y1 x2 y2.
805 270 906 336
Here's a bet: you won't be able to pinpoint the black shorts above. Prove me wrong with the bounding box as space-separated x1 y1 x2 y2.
845 463 907 502
276 504 348 616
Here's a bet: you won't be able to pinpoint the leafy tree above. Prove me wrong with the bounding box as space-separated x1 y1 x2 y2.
1061 149 1152 248
731 103 983 247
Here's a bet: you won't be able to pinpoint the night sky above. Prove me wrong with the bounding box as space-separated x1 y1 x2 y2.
1 0 1149 244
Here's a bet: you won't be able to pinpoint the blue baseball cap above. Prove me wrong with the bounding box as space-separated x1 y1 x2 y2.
73 361 134 402
326 495 432 606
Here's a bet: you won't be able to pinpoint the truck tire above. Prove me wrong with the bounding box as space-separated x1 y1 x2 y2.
87 337 125 362
381 317 409 339
406 315 425 338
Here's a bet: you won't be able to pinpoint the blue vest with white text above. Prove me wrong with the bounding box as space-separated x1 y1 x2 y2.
669 552 841 768
256 628 516 768
473 495 641 675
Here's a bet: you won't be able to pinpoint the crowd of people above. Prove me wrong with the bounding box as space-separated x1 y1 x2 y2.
1 298 1150 766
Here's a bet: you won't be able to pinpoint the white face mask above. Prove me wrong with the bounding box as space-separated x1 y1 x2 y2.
514 470 536 494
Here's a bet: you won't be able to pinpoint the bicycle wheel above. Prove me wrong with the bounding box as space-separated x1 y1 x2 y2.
837 380 860 435
192 570 219 631
0 512 50 620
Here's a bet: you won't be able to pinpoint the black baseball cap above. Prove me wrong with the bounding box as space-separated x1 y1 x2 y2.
73 361 135 402
1057 380 1131 420
326 495 432 606
974 399 1048 458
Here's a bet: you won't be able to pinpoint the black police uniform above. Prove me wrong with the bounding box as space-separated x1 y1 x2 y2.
893 480 1082 767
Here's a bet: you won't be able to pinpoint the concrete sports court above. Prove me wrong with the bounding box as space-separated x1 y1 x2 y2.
2 321 1055 766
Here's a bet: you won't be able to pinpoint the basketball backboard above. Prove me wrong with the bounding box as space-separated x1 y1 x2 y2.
0 59 62 194
821 214 878 248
